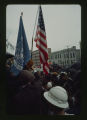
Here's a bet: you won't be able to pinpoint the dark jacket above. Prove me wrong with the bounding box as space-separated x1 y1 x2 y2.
9 84 41 115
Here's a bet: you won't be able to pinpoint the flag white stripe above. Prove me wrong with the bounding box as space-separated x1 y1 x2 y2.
36 34 47 44
35 34 47 44
40 51 46 63
44 65 49 73
36 40 48 54
37 26 46 36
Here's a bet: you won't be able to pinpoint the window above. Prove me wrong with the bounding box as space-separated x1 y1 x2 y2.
70 53 72 58
67 60 69 64
64 54 66 58
71 60 73 64
73 52 75 58
60 54 61 58
55 55 57 59
67 54 69 58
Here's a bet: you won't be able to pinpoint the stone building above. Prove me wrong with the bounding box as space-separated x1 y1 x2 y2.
51 46 81 68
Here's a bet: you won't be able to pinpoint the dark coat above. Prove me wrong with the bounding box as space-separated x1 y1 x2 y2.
9 84 41 115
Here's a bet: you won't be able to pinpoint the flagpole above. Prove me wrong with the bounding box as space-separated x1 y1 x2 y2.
21 12 23 17
31 6 39 59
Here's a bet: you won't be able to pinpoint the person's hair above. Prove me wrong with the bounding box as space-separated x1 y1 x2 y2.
23 59 33 70
48 101 64 114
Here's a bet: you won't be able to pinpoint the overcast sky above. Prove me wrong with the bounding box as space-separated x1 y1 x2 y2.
6 5 81 54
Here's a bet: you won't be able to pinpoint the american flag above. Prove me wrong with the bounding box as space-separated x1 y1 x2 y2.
34 6 49 74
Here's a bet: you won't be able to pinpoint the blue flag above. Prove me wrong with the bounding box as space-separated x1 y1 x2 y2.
11 15 31 76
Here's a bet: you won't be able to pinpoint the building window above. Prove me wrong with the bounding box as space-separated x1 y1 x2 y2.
60 54 61 58
64 54 66 58
67 60 69 64
70 53 72 58
55 55 57 59
73 52 75 58
67 54 69 58
71 60 74 64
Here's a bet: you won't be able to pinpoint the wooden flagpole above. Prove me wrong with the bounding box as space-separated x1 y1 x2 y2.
31 6 39 59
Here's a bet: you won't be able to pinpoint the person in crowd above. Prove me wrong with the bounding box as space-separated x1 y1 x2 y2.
33 71 43 92
42 79 49 92
23 59 34 73
7 70 42 115
58 72 68 86
6 57 14 69
58 72 73 95
58 72 74 109
6 57 20 99
43 86 73 115
47 82 52 90
42 81 52 91
51 72 59 86
40 80 53 114
66 70 81 115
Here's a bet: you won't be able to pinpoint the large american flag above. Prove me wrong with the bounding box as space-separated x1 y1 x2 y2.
34 6 49 74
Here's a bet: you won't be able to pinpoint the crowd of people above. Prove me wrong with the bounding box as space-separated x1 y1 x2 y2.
6 57 81 115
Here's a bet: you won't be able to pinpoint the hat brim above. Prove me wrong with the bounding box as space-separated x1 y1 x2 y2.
44 92 69 109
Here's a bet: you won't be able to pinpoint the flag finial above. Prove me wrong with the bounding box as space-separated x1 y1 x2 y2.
21 12 23 16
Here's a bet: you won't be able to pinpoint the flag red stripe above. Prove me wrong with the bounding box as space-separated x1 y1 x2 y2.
40 54 44 64
43 64 49 74
36 44 48 60
40 56 49 74
37 31 46 40
36 38 47 48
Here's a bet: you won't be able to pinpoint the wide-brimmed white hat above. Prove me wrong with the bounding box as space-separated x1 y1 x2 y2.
44 86 69 108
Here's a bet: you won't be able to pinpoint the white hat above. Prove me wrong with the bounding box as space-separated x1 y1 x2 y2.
44 86 69 108
34 69 37 73
47 82 52 88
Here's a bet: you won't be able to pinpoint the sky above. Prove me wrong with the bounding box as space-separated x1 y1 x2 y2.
6 5 81 55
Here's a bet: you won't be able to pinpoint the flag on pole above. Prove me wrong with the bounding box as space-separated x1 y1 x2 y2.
11 14 31 76
34 6 49 74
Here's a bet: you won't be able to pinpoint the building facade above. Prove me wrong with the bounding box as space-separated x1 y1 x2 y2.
32 48 51 67
51 46 81 68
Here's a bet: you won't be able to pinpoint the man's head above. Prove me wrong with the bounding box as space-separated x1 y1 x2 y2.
60 72 68 80
24 59 34 70
18 70 35 86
